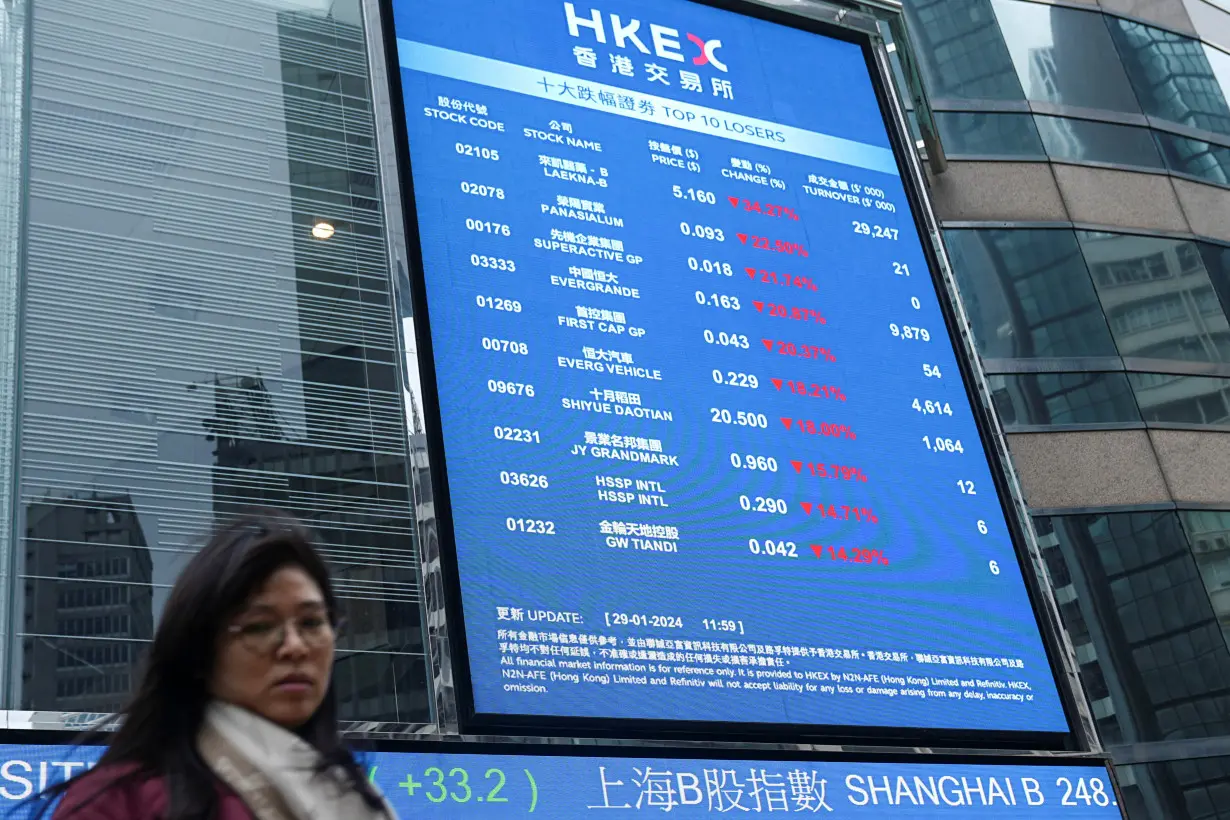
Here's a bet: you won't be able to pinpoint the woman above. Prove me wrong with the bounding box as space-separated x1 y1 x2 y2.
41 510 397 820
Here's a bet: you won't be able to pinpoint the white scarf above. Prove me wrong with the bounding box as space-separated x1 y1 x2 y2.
198 701 395 820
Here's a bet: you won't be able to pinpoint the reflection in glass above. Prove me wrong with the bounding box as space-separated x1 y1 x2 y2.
935 111 1044 156
1203 242 1230 321
904 0 1024 101
1036 512 1230 747
1079 232 1230 364
1182 511 1230 651
1156 129 1230 185
945 229 1118 359
992 0 1141 113
15 0 429 721
1118 756 1230 819
1129 373 1230 424
989 372 1139 428
1108 17 1230 137
1035 115 1163 168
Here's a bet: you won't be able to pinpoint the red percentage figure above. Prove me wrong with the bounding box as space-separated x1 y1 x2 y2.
791 462 867 481
761 338 836 362
744 268 820 292
799 503 879 524
771 381 845 400
728 197 800 220
752 302 826 324
780 418 857 439
737 232 810 257
810 544 890 565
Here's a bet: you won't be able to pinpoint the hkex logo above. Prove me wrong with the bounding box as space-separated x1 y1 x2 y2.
564 2 728 72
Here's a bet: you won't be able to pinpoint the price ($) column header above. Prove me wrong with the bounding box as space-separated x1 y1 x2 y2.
391 0 1070 737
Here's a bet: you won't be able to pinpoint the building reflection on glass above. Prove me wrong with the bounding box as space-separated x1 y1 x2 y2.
22 494 153 714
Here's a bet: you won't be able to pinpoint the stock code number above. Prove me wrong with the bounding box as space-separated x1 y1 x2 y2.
456 143 500 161
465 218 510 236
499 471 549 489
748 538 798 558
471 254 516 272
493 426 540 444
506 518 556 535
740 495 788 514
488 380 535 397
710 408 769 427
460 181 505 199
481 337 528 355
475 295 521 312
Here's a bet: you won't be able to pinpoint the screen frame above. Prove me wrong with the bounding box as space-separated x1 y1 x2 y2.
375 0 1086 749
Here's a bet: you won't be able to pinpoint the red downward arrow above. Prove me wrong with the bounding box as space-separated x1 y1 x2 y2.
737 233 749 245
800 502 813 516
753 301 765 313
780 417 794 430
791 460 803 473
771 378 783 390
728 196 740 208
810 544 824 559
761 338 774 351
745 267 757 279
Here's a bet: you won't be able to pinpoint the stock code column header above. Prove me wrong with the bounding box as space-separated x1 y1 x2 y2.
389 0 1071 735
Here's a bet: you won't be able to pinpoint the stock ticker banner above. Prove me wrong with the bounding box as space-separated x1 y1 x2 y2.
0 744 1123 817
390 0 1071 732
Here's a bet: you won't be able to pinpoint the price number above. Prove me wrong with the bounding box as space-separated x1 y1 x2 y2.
922 436 964 454
460 181 505 199
703 329 749 349
748 538 798 558
695 291 741 310
739 495 788 514
680 222 725 241
713 370 758 389
729 453 778 472
488 380 535 397
455 143 499 161
710 408 768 427
912 399 952 415
475 295 521 313
688 257 733 276
465 218 510 236
673 185 717 204
890 323 930 342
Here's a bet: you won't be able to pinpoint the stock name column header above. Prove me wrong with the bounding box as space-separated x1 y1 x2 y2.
390 0 1071 734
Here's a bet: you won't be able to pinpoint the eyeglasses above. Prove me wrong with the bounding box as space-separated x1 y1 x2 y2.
227 614 338 654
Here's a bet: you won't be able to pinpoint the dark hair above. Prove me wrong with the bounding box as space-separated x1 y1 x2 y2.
37 509 384 819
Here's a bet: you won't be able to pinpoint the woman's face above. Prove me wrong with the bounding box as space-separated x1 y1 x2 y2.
210 565 335 729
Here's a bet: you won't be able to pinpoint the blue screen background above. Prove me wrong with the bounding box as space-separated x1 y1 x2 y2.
391 0 1069 733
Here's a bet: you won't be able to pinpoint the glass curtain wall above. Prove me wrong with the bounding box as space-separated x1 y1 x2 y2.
8 0 429 724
